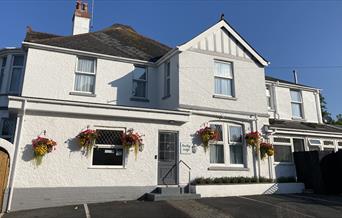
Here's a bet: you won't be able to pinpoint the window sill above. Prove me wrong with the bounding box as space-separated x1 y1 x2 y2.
212 94 237 101
69 91 96 97
130 97 150 102
208 166 249 171
88 166 125 169
291 117 305 121
162 95 171 100
273 162 294 165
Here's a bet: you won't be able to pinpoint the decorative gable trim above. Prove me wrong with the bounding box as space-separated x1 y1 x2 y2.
178 19 269 67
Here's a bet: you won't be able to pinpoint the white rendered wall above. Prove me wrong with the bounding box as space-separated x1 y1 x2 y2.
72 16 90 35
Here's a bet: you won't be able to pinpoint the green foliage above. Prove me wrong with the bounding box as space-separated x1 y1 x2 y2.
192 176 274 185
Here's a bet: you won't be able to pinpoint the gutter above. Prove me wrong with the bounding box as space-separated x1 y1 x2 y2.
6 100 27 212
270 128 342 138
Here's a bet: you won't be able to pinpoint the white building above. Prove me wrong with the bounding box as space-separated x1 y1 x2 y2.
0 0 341 212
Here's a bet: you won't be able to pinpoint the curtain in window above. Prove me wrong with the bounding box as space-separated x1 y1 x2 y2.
77 58 95 73
215 62 232 78
230 144 243 164
210 144 224 163
75 74 95 92
291 103 302 117
9 68 22 93
274 145 292 162
215 78 232 96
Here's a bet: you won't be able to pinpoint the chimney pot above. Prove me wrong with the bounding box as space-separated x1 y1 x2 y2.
72 0 90 35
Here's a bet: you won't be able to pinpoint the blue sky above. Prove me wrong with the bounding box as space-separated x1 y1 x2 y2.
1 0 341 117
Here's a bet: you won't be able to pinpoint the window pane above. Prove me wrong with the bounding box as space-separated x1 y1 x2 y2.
214 62 232 78
273 138 291 143
13 55 24 66
9 68 22 93
210 144 224 164
291 103 302 117
215 78 232 96
293 139 305 152
338 142 342 146
229 126 242 143
274 145 292 162
267 96 272 108
290 90 302 102
309 139 321 145
323 141 334 146
210 124 223 141
77 58 95 73
324 147 334 152
309 145 321 151
92 147 123 166
96 130 123 145
230 144 243 164
1 56 7 67
75 74 95 93
133 67 146 80
1 117 16 136
133 81 146 98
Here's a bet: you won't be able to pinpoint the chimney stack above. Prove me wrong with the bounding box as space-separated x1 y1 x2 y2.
293 70 298 84
72 0 90 35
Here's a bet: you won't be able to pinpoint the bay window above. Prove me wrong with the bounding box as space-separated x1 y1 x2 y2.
214 61 234 97
9 55 24 94
74 57 96 93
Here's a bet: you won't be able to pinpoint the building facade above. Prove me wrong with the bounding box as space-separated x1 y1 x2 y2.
0 0 341 212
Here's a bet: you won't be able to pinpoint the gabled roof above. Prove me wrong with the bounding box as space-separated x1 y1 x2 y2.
265 75 318 89
178 19 269 67
24 24 172 62
269 119 342 134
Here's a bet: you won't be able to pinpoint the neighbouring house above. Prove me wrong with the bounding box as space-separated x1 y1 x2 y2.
0 0 342 212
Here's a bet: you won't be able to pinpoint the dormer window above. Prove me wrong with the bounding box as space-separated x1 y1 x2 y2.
290 90 303 119
74 57 96 93
214 61 234 97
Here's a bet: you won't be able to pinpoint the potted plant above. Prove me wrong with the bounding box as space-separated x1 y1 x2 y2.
77 129 97 156
32 136 57 166
120 129 144 160
260 142 274 159
196 126 219 152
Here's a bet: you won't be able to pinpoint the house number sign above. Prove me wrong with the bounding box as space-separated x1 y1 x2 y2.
180 143 192 154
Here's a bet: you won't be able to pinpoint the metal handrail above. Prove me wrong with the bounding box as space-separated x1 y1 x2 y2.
161 160 192 193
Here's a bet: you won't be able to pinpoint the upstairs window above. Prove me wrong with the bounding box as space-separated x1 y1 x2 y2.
74 57 96 93
164 62 171 97
0 56 7 91
290 90 303 118
266 85 273 110
214 61 234 97
132 66 147 98
9 55 24 93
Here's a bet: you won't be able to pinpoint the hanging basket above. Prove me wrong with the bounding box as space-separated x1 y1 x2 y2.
196 126 219 152
260 142 274 159
32 136 57 166
77 129 97 156
120 129 144 160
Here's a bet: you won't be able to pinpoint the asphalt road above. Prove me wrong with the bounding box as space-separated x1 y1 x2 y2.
3 194 342 218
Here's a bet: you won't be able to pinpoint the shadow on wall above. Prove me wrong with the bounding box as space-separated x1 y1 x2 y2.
22 144 34 162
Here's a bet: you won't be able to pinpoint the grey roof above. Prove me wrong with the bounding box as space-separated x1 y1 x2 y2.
269 119 342 134
24 24 172 62
265 75 317 89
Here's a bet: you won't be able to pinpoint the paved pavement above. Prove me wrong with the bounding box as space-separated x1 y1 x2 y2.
3 194 342 218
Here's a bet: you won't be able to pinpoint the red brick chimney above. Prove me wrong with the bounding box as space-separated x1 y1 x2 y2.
72 0 91 35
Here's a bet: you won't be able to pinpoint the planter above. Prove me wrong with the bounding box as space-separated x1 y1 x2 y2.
191 183 305 197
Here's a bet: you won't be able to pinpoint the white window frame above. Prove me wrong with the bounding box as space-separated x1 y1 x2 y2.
132 66 148 99
290 89 304 119
209 122 246 168
8 54 25 94
337 141 342 151
323 140 336 152
266 85 274 110
272 137 293 164
307 138 323 151
89 127 126 169
164 61 171 98
73 56 97 94
213 60 235 97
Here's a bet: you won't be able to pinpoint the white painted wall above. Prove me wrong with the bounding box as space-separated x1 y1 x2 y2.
22 48 159 108
178 50 268 115
274 86 319 123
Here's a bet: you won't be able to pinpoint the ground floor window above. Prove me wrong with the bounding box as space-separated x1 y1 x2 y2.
91 128 125 167
273 137 293 163
209 123 245 167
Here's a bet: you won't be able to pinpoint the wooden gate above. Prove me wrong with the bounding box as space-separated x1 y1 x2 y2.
0 148 9 212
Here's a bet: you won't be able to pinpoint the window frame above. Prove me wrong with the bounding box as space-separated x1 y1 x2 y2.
213 60 235 98
0 115 17 143
307 138 323 151
290 89 304 119
8 54 25 94
132 66 148 99
0 56 7 92
265 85 274 110
89 127 126 169
272 137 293 164
163 61 171 98
73 56 97 94
209 122 246 168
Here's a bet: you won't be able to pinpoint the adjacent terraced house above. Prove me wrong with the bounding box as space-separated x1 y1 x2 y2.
1 0 342 212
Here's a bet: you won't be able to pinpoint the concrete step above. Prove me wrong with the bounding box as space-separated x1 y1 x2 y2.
155 187 184 195
146 193 201 201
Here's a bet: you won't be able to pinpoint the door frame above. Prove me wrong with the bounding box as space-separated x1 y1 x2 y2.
157 130 179 185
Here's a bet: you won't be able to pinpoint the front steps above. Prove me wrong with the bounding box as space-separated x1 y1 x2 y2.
145 187 201 201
